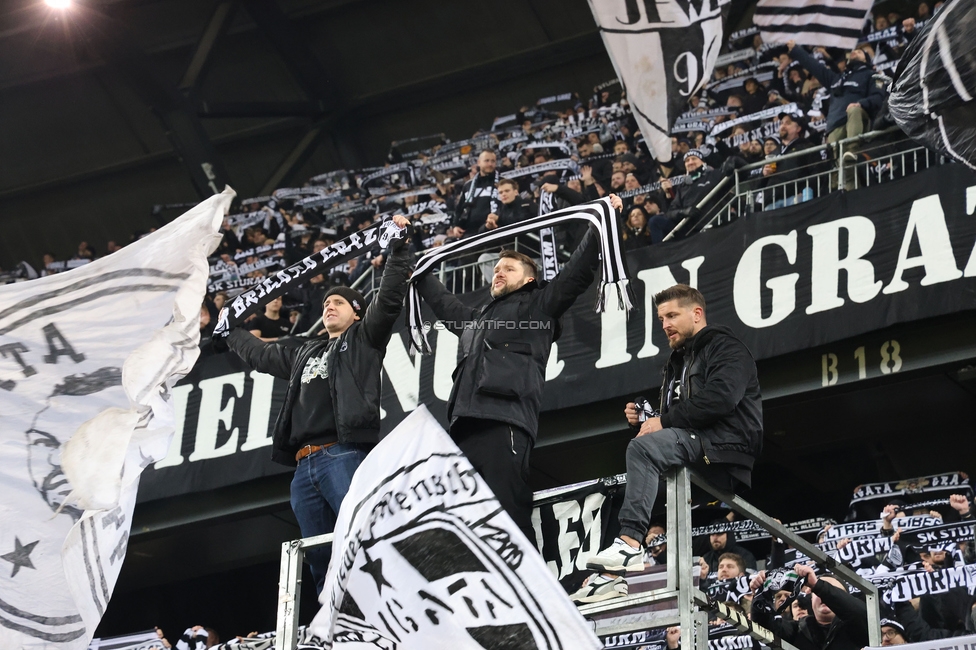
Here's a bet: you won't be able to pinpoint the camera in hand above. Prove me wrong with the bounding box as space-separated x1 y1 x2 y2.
634 397 661 422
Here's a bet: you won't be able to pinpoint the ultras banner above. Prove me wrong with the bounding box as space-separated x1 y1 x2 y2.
139 165 976 500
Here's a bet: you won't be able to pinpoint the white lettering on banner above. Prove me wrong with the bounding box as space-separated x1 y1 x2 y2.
546 341 565 380
595 298 632 368
432 330 458 402
154 383 193 469
188 372 245 462
883 195 963 294
806 216 882 314
964 185 976 276
382 337 421 413
240 371 275 452
734 231 799 328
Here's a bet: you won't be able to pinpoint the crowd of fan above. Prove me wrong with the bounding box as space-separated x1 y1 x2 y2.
6 1 941 327
622 484 976 650
93 473 976 650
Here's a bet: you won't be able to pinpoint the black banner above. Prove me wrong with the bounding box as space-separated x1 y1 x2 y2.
142 166 976 501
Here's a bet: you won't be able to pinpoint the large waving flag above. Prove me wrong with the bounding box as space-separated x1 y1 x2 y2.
309 406 601 650
0 189 233 648
587 0 729 162
753 0 874 50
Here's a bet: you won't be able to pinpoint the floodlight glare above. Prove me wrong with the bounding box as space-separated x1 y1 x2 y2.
45 0 72 8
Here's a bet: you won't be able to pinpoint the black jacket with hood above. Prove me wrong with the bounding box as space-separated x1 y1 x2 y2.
226 242 413 467
657 324 763 483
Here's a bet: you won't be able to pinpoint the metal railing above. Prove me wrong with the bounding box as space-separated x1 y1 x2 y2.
695 128 946 234
274 466 882 650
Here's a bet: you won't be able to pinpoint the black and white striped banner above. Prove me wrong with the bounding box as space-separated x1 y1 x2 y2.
752 0 874 50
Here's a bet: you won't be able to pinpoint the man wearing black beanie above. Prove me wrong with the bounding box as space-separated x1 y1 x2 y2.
225 215 412 595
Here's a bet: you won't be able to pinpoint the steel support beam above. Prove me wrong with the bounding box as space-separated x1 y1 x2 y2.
197 100 329 119
260 124 326 195
180 0 237 90
238 0 342 109
79 6 232 198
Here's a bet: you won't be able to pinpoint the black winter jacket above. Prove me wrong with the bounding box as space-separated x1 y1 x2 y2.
227 244 413 466
658 325 763 480
416 228 601 439
454 173 498 234
752 580 869 650
790 46 885 133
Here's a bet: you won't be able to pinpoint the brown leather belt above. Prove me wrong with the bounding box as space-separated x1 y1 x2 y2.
295 441 338 462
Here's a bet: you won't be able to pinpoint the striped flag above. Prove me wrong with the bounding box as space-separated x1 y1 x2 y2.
753 0 874 50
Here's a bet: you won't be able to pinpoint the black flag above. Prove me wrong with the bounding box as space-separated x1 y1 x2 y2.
888 0 976 171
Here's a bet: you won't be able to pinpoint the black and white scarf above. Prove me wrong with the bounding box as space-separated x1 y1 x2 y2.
406 197 630 353
500 159 577 179
537 190 559 281
212 218 407 338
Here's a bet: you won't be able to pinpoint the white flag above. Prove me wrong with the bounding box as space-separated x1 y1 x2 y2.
309 406 601 650
0 189 233 649
587 0 728 162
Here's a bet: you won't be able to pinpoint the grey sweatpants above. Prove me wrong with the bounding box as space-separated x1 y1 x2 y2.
618 427 700 542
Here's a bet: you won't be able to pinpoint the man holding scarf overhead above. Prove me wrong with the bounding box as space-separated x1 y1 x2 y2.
415 194 625 544
225 215 412 595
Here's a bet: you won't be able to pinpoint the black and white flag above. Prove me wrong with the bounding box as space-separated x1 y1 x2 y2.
888 0 976 171
309 406 601 650
587 0 729 162
752 0 874 50
0 190 232 648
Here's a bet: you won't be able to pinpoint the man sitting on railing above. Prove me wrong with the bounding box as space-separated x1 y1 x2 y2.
578 285 762 601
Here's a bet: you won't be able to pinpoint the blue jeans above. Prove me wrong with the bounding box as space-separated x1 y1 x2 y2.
290 442 370 595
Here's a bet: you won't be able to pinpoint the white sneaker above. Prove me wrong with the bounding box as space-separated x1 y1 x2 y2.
586 539 646 574
570 574 628 604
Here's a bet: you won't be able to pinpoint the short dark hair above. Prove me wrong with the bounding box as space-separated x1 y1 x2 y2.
718 552 745 573
497 177 519 191
478 149 497 159
498 250 537 279
654 284 706 313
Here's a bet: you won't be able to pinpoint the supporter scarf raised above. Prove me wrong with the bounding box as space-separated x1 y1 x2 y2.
537 191 559 281
848 472 973 519
821 515 944 541
501 159 577 179
406 197 630 354
212 218 407 338
873 564 976 603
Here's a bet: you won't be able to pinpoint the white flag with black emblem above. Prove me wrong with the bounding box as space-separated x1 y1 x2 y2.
587 0 729 162
309 406 601 650
0 189 232 648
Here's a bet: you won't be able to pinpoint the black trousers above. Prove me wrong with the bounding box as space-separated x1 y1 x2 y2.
451 417 536 546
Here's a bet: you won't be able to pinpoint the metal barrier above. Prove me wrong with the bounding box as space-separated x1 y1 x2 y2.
695 128 947 235
274 465 882 650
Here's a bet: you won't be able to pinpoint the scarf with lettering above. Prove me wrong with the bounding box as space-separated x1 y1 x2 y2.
406 197 630 354
212 218 407 338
